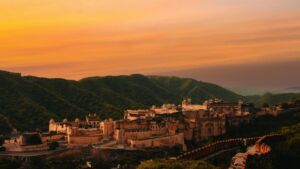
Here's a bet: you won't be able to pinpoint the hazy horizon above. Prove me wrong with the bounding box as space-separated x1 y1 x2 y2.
156 59 300 91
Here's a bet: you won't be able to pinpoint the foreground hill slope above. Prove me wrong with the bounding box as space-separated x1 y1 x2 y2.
0 70 242 132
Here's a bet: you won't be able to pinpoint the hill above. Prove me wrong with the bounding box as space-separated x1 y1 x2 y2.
276 86 300 94
246 92 300 107
0 70 242 132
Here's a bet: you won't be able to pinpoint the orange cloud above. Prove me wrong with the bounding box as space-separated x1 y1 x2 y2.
0 0 300 79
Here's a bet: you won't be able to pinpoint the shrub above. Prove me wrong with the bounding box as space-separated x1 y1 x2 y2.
48 141 59 150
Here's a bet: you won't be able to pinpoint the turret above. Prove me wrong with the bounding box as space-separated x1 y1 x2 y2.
182 98 192 106
49 118 55 124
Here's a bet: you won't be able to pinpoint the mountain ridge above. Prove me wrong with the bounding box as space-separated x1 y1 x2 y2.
246 92 300 106
0 70 242 133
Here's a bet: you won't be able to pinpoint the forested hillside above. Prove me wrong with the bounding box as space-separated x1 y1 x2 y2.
0 70 242 132
247 92 300 107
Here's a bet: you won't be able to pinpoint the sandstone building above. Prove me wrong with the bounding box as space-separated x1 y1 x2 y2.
47 98 256 149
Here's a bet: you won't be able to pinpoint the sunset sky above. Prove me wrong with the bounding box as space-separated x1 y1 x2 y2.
0 0 300 89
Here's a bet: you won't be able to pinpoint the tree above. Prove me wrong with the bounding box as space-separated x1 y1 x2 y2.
137 160 219 169
48 141 59 150
262 103 269 108
0 115 13 135
0 136 4 146
280 103 289 109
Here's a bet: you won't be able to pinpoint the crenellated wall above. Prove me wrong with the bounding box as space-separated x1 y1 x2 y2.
67 135 103 145
128 133 185 149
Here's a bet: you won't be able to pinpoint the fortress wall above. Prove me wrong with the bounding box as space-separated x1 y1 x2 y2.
67 135 103 145
4 143 49 152
42 134 65 142
123 131 152 144
128 133 185 149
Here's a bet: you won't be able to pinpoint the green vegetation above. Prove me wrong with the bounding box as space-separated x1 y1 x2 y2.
0 146 181 169
0 114 13 135
268 123 300 169
0 156 109 169
48 141 59 150
149 76 241 102
247 92 300 107
0 157 23 169
246 123 300 169
0 70 242 132
203 109 300 169
0 136 4 146
0 151 219 169
137 160 219 169
225 108 300 138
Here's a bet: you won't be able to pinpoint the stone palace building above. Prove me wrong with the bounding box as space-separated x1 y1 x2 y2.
48 98 255 150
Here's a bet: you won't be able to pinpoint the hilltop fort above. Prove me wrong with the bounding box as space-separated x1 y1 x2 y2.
47 98 260 150
3 98 284 152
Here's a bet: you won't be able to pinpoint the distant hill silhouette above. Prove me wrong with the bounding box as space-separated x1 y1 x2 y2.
0 70 242 132
276 86 300 94
247 92 300 107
